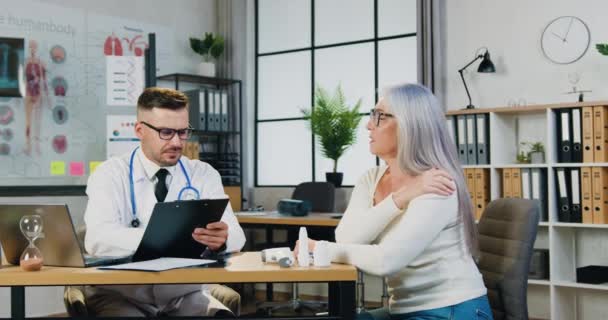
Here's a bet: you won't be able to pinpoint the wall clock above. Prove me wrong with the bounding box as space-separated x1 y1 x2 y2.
541 16 590 64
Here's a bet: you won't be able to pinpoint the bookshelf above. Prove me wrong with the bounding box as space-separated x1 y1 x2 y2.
158 73 244 211
448 100 608 320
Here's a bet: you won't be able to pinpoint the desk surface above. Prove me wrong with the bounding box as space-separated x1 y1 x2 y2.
236 211 342 227
0 252 356 286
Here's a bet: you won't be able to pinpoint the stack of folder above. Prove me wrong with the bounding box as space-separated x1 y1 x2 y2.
558 106 608 163
562 166 608 224
447 114 489 165
185 89 233 132
502 168 548 221
463 168 490 220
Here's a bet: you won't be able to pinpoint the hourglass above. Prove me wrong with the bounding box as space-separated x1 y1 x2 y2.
19 215 44 271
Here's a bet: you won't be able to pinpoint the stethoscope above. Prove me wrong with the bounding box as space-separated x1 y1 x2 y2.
128 147 200 227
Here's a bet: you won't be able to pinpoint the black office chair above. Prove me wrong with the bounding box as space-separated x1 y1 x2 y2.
261 182 335 315
477 198 539 320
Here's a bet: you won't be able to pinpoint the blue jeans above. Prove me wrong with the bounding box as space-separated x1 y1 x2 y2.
356 295 493 320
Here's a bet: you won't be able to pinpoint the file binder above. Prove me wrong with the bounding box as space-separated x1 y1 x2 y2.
475 114 490 164
531 168 547 221
502 168 512 198
466 115 477 164
184 89 208 131
457 116 468 164
581 167 593 224
474 168 490 220
214 91 221 131
220 90 229 132
521 168 532 199
446 116 457 149
582 107 595 162
593 106 608 162
556 168 570 222
570 168 582 223
511 168 522 198
572 108 583 163
592 167 608 224
557 109 572 163
466 169 476 205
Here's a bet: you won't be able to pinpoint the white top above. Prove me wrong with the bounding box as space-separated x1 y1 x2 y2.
84 148 246 257
329 166 486 314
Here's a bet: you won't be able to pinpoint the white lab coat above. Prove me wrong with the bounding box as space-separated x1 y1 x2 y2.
83 148 246 315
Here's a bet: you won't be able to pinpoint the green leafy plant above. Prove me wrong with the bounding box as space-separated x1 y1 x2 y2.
516 150 529 164
189 32 225 62
518 141 545 163
597 43 608 56
301 85 363 173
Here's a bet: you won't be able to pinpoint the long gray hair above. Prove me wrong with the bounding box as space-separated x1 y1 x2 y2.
384 83 478 257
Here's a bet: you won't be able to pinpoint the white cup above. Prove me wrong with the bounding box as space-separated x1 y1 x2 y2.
313 241 331 267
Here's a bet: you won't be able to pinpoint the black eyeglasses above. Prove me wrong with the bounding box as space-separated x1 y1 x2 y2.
140 121 193 140
370 109 394 127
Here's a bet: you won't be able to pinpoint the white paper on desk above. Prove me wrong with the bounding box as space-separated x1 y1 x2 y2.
235 211 268 216
98 258 216 272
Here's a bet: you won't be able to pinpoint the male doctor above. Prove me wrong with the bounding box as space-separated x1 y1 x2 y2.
83 87 246 317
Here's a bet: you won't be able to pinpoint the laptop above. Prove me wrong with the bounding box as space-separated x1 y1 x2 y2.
0 204 131 267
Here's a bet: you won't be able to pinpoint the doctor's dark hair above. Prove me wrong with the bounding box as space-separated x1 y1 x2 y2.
383 83 479 258
137 87 189 111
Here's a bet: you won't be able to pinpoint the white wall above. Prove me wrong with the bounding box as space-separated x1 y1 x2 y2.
441 0 608 111
0 0 216 317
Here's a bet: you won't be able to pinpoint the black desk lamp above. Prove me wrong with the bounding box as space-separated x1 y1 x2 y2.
458 48 496 109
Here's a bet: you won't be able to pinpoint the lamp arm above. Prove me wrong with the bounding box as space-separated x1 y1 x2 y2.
458 54 483 73
458 54 483 109
459 69 473 109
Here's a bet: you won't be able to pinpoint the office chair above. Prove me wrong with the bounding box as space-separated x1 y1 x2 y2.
63 226 241 317
261 182 335 315
477 198 539 320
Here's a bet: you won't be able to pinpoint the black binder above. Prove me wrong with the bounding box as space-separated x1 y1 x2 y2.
572 108 583 163
556 168 571 222
475 114 490 165
570 168 582 223
557 109 573 163
466 115 477 164
456 115 468 164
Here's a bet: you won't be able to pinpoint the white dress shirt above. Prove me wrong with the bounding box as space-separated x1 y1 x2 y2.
83 147 246 313
330 166 486 314
84 147 245 256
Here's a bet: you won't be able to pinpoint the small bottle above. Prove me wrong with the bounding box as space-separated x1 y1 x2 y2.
297 227 310 267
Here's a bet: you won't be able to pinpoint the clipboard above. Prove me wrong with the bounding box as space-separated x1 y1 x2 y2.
132 198 229 262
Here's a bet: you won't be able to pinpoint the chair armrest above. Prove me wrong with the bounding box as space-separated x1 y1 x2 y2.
209 284 241 316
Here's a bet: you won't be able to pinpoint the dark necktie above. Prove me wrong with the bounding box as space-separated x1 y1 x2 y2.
155 169 169 202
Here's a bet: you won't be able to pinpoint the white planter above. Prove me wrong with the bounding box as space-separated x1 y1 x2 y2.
197 62 216 77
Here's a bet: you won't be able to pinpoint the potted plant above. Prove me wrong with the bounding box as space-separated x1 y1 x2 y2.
520 141 545 164
189 32 225 77
301 85 363 187
597 43 608 56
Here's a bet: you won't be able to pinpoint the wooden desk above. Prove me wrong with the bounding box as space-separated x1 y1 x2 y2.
0 252 356 319
236 212 343 302
236 211 342 227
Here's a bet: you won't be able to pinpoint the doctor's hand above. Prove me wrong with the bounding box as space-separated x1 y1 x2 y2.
192 221 228 251
392 168 455 210
293 239 317 258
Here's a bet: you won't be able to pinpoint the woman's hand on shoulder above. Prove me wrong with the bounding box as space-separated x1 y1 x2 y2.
391 168 455 209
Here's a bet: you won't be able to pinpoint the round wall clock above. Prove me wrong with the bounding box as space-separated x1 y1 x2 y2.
541 16 590 64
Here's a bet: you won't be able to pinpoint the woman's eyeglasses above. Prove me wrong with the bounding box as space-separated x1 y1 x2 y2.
140 121 193 140
370 109 394 127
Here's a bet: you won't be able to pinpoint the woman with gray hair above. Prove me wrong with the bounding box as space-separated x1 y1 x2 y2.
296 83 492 319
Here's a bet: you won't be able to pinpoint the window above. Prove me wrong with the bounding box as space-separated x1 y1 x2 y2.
256 0 418 186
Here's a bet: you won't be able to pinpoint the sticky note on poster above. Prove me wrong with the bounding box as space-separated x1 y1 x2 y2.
90 161 102 173
50 161 66 176
69 162 84 176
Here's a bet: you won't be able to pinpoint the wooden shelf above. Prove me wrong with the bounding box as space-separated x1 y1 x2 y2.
529 279 551 286
553 281 608 291
552 222 608 229
446 100 608 116
157 73 241 86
